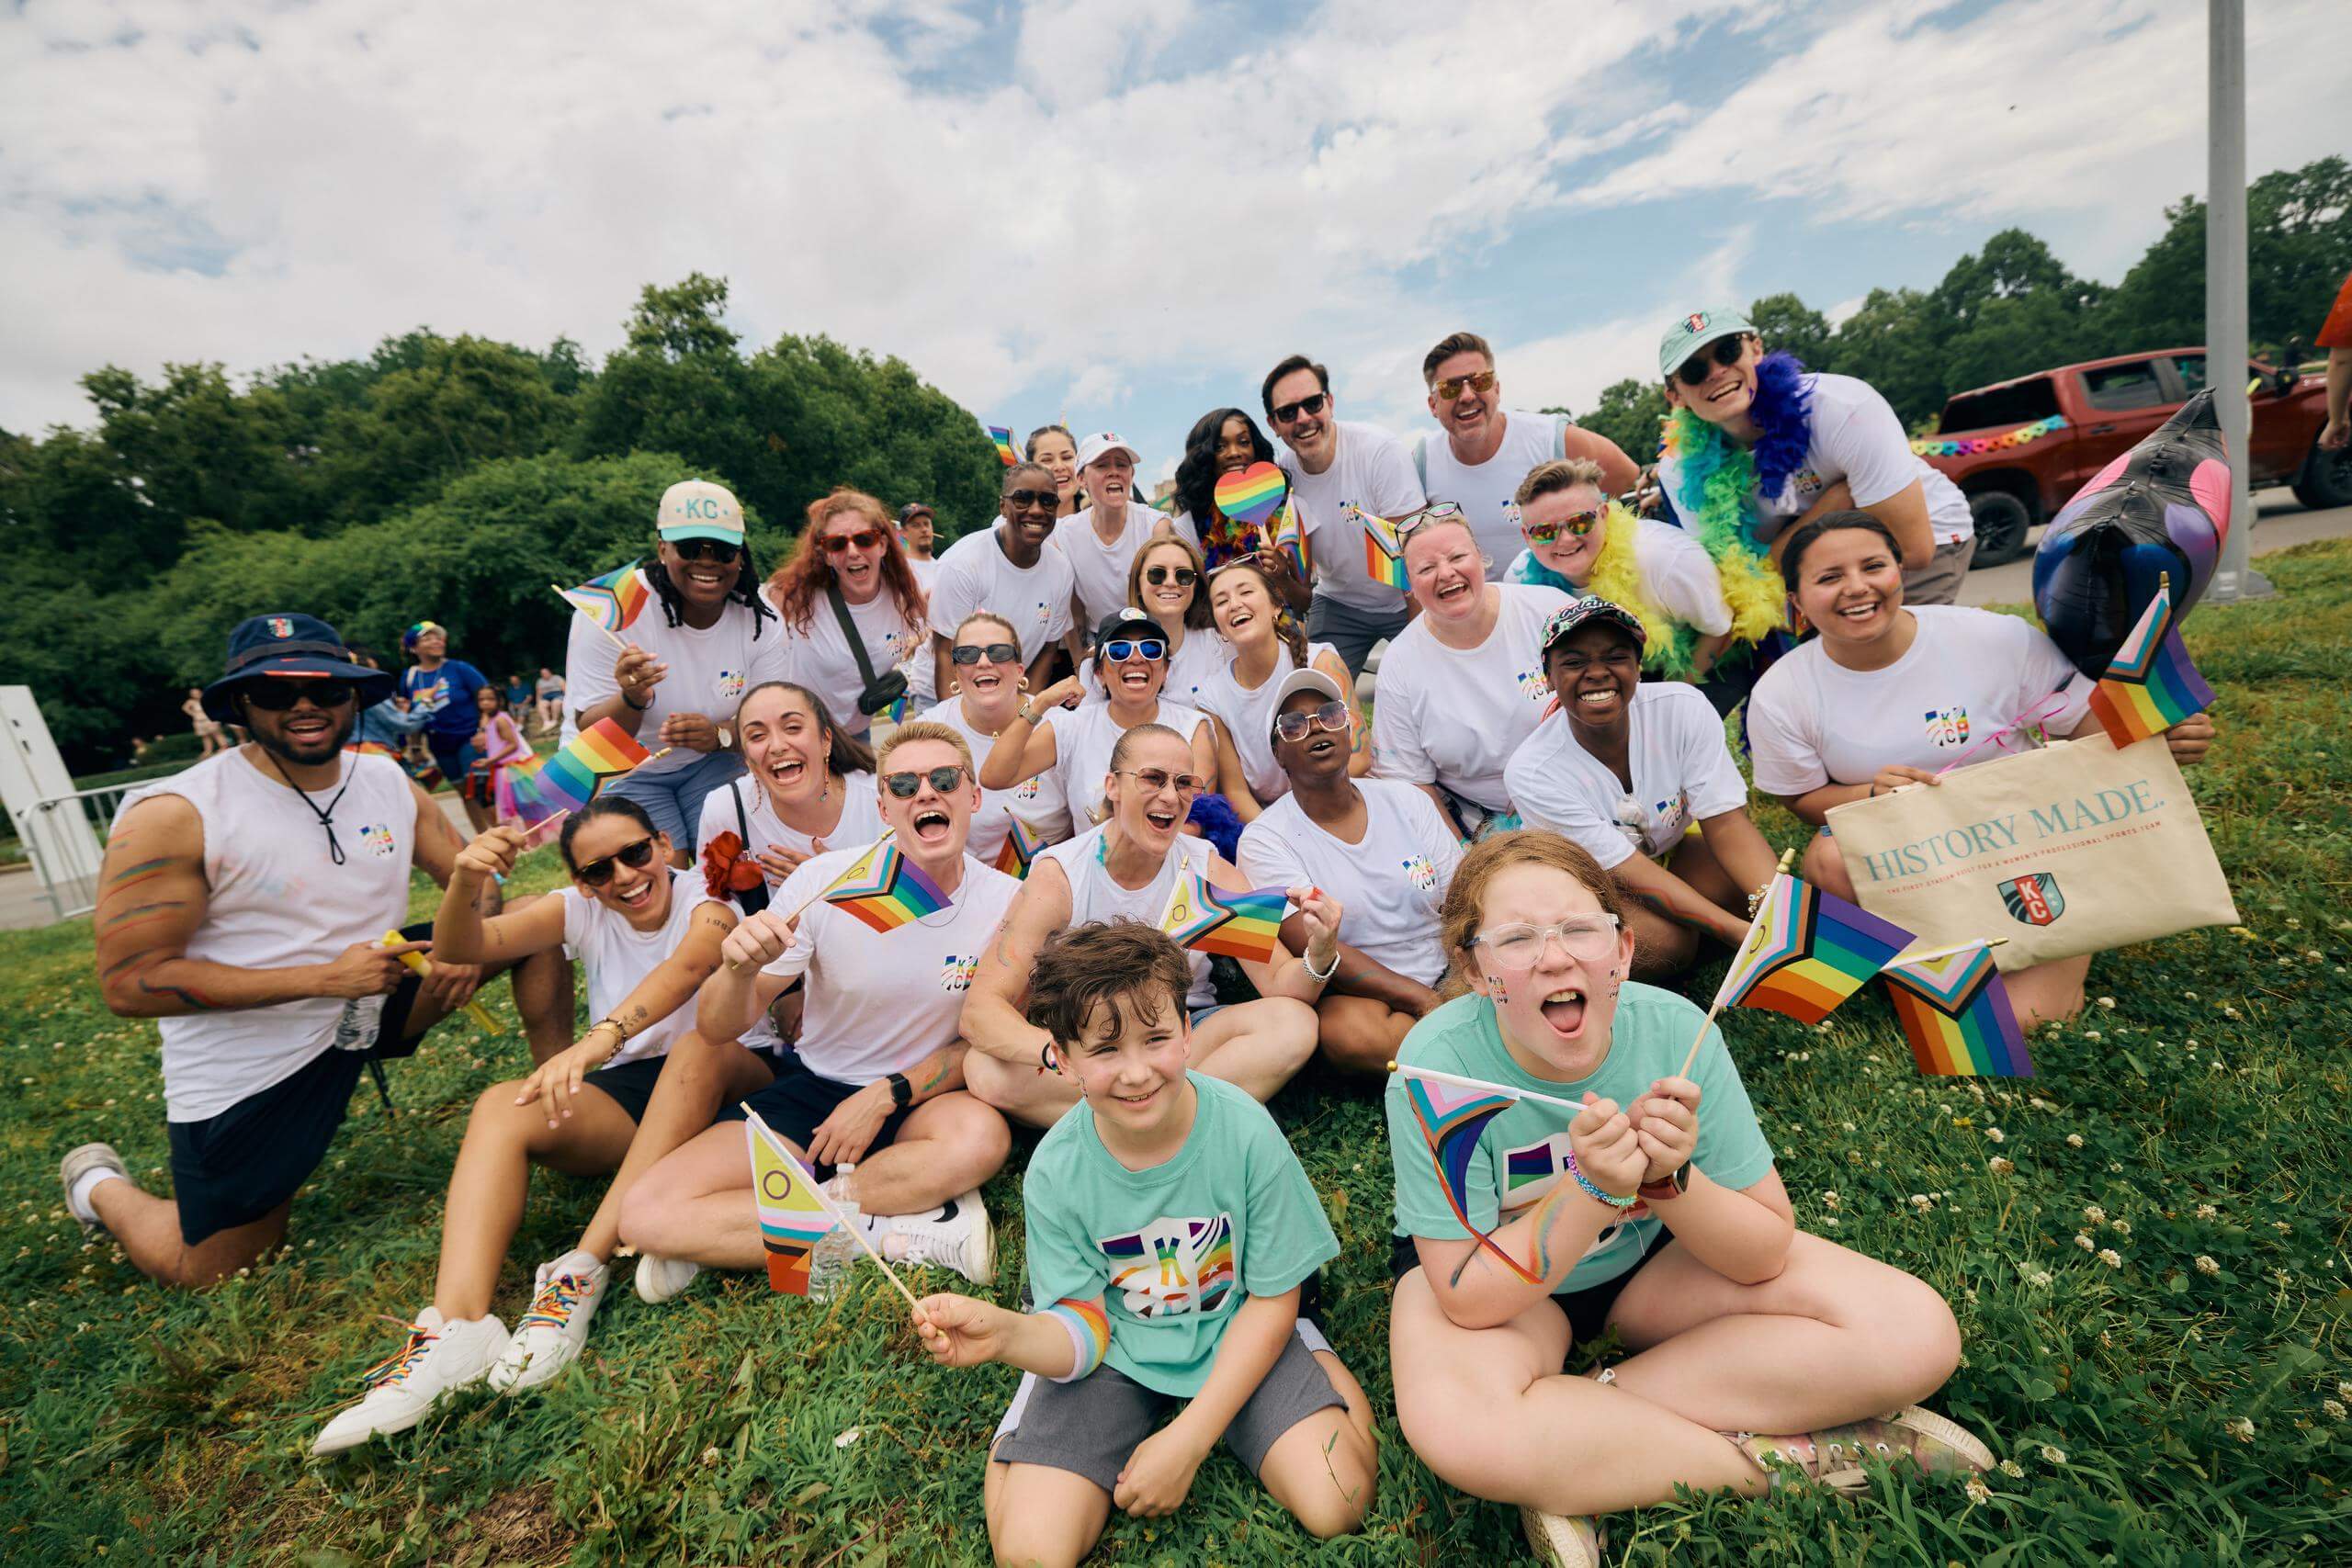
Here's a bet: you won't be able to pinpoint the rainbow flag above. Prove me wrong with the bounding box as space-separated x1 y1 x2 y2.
993 816 1046 879
988 425 1019 467
1713 872 1913 1025
1354 503 1410 592
746 1116 836 1294
1396 1068 1543 1285
1157 870 1286 965
557 562 650 635
821 833 953 932
2086 580 2213 748
1271 498 1310 579
509 718 652 824
1881 943 2033 1077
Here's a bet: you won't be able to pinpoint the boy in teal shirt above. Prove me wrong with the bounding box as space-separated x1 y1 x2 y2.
914 921 1377 1562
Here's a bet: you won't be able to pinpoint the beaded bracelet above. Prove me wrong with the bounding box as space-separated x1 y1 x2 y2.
1564 1150 1637 1209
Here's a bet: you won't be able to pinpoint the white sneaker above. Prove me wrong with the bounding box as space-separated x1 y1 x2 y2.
1520 1506 1603 1568
61 1143 128 1237
311 1308 508 1456
634 1253 701 1304
487 1253 607 1393
880 1189 994 1285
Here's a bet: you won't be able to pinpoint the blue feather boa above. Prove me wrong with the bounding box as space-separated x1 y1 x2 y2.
1668 352 1814 552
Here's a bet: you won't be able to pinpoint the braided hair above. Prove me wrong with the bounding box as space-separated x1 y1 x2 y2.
646 539 775 637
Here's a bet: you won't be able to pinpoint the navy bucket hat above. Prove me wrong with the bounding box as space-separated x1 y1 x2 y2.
201 613 395 722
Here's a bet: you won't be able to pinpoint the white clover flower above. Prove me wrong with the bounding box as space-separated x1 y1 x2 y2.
2026 1269 2052 1288
1999 1459 2025 1478
1910 1194 1934 1211
1985 1127 2006 1144
2195 1256 2221 1276
1989 1156 2014 1176
2225 1417 2255 1442
2325 1401 2347 1422
2109 1219 2131 1237
1964 1474 1991 1505
2084 1205 2107 1224
2195 1204 2219 1221
1821 1190 1840 1210
2066 1134 2085 1148
2076 1234 2096 1251
2338 1382 2352 1403
2098 1248 2121 1269
2040 1444 2066 1465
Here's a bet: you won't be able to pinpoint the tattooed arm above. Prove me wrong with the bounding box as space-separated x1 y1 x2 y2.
95 795 417 1017
958 863 1071 1066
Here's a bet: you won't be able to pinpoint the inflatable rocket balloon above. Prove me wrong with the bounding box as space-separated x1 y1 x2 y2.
2032 389 2233 679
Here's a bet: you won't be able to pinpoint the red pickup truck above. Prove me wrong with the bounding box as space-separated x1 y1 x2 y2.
1919 348 2348 567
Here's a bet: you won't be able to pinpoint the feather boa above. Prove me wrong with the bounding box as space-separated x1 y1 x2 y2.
1658 351 1809 649
1512 502 1786 678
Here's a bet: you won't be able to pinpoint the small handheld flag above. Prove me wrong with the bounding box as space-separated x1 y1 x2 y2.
1353 503 1411 592
1271 498 1310 579
1214 462 1288 528
747 1115 836 1294
1713 870 1914 1026
821 833 953 932
2086 576 2213 749
380 930 500 1034
556 562 651 636
1392 1064 1564 1285
988 425 1020 467
1157 870 1287 965
994 816 1046 880
1882 942 2033 1077
508 718 654 825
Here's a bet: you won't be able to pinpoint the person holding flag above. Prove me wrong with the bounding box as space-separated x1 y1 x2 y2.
961 723 1338 1130
308 795 766 1453
1384 831 1988 1564
616 722 1022 1295
1747 512 2216 1027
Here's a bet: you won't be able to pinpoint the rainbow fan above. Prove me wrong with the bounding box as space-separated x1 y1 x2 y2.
1713 871 1913 1024
556 562 650 635
821 834 953 932
2086 578 2214 748
1157 869 1286 965
1881 942 2034 1078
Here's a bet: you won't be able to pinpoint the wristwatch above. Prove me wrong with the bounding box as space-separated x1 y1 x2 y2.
716 724 735 750
1638 1163 1691 1202
887 1071 913 1108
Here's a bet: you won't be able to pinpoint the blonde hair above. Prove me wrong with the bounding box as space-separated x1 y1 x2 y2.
1514 457 1609 509
875 718 974 774
951 609 1021 649
1435 830 1627 998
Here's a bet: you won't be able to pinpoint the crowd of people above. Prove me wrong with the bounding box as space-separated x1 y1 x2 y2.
62 309 2222 1568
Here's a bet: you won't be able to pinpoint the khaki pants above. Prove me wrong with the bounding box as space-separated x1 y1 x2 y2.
1903 536 1975 605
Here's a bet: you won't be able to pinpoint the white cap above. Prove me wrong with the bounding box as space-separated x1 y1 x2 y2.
1268 668 1345 737
1075 431 1142 471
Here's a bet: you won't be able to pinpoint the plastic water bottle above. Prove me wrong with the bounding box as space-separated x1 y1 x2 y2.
807 1163 861 1301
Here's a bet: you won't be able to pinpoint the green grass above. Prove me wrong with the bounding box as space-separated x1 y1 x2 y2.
6 547 2352 1564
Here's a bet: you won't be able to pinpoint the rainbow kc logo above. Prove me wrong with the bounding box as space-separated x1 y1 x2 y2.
357 822 396 859
938 954 979 993
2001 873 2064 927
1402 853 1437 894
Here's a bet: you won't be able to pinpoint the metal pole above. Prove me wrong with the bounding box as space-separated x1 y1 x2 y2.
2205 0 2271 602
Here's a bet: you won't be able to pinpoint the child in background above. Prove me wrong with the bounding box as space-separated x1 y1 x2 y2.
913 921 1376 1565
470 685 531 831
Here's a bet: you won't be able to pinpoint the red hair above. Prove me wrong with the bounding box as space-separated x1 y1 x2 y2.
766 488 928 637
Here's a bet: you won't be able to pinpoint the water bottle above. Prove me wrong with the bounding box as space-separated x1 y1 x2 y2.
807 1163 861 1301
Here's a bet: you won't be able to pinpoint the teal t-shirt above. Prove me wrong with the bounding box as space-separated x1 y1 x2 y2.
1385 983 1775 1295
1022 1071 1339 1397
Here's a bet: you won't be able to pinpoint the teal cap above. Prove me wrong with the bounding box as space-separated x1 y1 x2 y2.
1657 306 1756 380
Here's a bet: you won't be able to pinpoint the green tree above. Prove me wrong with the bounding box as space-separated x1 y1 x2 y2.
315 333 577 524
1747 293 1836 371
1561 379 1671 465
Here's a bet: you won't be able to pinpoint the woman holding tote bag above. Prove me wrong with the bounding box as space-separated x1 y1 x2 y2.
1747 513 2215 1028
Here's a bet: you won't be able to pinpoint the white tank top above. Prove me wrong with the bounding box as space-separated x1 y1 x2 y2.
1192 640 1336 805
119 750 420 1122
1418 410 1566 581
1038 822 1217 1008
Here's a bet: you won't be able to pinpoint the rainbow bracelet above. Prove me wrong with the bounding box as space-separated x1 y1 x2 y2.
1564 1152 1637 1209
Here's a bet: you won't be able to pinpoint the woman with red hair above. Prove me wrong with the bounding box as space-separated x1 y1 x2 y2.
765 488 932 738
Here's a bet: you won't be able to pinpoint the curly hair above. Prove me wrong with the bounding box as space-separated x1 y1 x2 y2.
764 488 927 638
1170 407 1274 528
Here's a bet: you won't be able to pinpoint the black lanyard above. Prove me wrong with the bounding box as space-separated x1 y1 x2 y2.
265 750 355 865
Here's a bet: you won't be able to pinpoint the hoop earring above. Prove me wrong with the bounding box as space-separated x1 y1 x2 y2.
1017 675 1031 692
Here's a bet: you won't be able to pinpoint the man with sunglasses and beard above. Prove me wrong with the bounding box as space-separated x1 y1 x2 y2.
619 722 1022 1292
927 462 1080 700
1415 332 1640 581
1261 354 1429 678
62 615 571 1290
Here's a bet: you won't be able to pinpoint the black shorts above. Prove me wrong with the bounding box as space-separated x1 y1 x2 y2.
712 1047 912 1181
582 1054 669 1124
1390 1231 1663 1348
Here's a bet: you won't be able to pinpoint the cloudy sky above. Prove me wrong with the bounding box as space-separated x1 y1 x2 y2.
4 0 2343 481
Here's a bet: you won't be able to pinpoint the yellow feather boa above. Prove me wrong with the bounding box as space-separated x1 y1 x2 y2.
1567 502 1785 682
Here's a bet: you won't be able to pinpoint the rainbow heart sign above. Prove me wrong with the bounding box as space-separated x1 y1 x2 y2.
1215 462 1288 528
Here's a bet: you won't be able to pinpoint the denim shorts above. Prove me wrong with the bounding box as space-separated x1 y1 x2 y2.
603 749 747 846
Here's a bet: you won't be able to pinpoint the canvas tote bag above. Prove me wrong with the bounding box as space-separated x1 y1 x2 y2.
1823 728 2238 970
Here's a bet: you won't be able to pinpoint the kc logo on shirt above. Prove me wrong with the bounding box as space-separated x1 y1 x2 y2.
1401 853 1438 893
1516 670 1550 704
356 823 397 858
938 954 979 992
1924 705 1971 749
1096 1214 1236 1319
716 669 747 699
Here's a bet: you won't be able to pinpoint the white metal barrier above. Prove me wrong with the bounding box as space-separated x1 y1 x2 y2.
11 782 149 922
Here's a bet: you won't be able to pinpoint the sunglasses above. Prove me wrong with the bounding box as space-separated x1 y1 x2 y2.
1098 638 1167 663
950 642 1022 666
1143 564 1198 588
672 538 742 564
1270 391 1329 425
1004 488 1058 511
1434 368 1498 401
1115 767 1205 800
821 529 885 555
242 678 356 711
1674 335 1748 388
885 766 967 798
574 836 659 886
1272 700 1350 743
1522 505 1606 546
1393 501 1466 545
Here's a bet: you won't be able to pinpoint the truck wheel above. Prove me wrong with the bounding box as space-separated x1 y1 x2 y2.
2291 438 2352 511
1965 490 2032 568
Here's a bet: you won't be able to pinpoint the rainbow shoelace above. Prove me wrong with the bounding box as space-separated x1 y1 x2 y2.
358 1322 439 1389
514 1273 589 1337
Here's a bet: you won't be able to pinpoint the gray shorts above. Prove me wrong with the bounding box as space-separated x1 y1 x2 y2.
989 1319 1342 1494
1306 595 1411 678
1902 536 1975 606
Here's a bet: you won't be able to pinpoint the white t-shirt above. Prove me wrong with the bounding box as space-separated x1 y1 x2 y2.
1192 640 1338 804
927 525 1079 668
559 870 724 1066
932 697 1066 866
1046 697 1211 830
1279 421 1428 612
119 750 419 1122
770 585 928 737
1039 823 1218 1008
1417 410 1566 581
1370 583 1574 813
763 850 1022 1086
1053 505 1200 630
1657 373 1973 548
1747 605 2091 796
1237 781 1461 986
1504 684 1750 871
695 770 888 894
1080 626 1227 712
904 554 941 596
563 576 795 775
1505 516 1735 637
